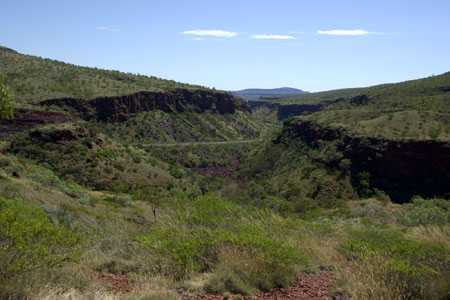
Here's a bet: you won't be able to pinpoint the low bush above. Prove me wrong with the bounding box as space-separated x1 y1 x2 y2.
340 226 450 299
396 197 450 227
350 199 395 224
206 246 298 295
0 198 80 291
102 194 132 207
9 128 172 192
137 196 307 293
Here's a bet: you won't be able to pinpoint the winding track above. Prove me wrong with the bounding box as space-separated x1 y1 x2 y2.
141 139 262 147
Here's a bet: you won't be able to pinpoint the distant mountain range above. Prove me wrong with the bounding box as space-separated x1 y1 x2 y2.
231 87 308 101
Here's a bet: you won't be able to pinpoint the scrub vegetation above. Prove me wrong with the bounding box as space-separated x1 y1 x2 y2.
0 46 449 299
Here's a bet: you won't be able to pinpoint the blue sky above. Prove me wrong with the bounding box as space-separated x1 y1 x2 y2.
2 0 450 91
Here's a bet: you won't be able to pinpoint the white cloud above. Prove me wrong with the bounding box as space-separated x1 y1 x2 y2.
318 29 371 36
182 29 238 38
288 31 304 35
97 26 120 32
251 34 296 40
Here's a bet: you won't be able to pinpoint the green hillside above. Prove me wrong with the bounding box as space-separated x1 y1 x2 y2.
98 110 265 144
275 87 367 105
277 72 450 108
0 46 203 104
326 72 450 112
280 72 450 140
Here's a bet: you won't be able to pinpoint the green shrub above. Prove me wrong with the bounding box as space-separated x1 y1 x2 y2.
169 164 185 179
102 194 132 207
341 226 450 299
0 75 14 120
206 246 299 295
137 196 307 291
205 252 256 295
356 171 373 197
0 198 80 281
396 197 450 227
350 199 394 224
250 195 294 215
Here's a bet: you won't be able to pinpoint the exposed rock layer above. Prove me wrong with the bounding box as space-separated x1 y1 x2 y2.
0 109 71 138
246 101 324 120
41 89 249 122
281 120 450 201
277 104 324 120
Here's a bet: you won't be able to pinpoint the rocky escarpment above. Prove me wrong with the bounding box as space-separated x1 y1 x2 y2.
277 104 324 120
280 119 450 202
0 109 71 138
247 100 280 111
275 95 371 120
41 89 249 122
246 101 325 120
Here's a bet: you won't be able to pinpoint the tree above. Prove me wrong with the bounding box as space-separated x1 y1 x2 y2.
0 75 14 120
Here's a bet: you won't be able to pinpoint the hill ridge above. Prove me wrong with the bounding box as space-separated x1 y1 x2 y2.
0 45 207 104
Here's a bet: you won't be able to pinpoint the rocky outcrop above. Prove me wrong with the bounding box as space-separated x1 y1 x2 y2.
0 109 71 138
246 102 325 120
247 101 280 111
236 94 371 120
40 98 93 116
40 89 249 122
277 104 324 120
280 120 450 202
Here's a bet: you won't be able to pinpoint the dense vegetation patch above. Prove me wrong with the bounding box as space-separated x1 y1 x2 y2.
241 137 355 214
97 110 264 144
341 226 450 299
0 75 14 120
137 196 307 295
9 126 172 191
0 197 80 297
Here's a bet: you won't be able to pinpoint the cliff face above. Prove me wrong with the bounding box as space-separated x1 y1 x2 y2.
247 101 280 111
0 109 71 138
41 89 248 122
246 102 324 120
277 104 324 120
281 120 450 202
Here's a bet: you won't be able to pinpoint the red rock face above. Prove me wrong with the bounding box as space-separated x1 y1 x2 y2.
247 102 325 120
343 136 450 201
41 89 249 122
0 109 71 138
281 120 450 202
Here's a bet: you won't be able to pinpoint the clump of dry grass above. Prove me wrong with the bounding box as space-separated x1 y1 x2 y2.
205 246 302 296
408 225 450 248
35 278 179 300
335 256 404 300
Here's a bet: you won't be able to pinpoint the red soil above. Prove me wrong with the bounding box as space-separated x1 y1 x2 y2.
200 272 335 300
96 272 132 294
